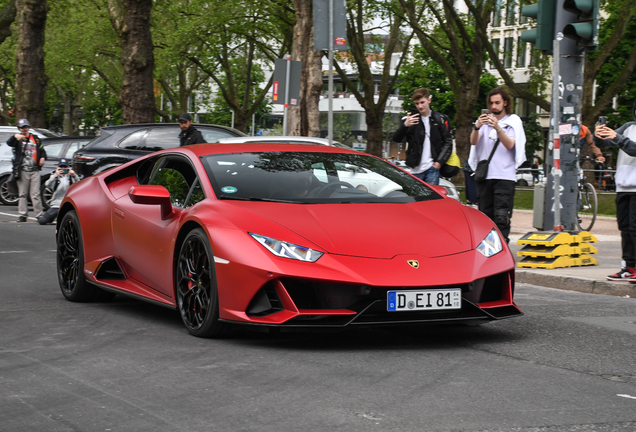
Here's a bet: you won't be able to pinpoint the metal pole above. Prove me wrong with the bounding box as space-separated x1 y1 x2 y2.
328 0 334 145
283 55 291 136
252 113 255 136
552 36 562 231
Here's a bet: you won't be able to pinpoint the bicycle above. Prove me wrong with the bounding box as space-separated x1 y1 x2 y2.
577 158 598 232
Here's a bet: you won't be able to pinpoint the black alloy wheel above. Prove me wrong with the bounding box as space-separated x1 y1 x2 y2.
0 175 19 205
57 210 106 301
176 228 229 338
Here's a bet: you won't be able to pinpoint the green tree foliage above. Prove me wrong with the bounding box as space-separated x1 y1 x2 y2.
591 0 636 127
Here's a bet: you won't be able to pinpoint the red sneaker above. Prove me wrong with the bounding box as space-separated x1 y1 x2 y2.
607 267 636 281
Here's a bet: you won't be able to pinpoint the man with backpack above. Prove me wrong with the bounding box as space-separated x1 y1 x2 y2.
392 88 453 185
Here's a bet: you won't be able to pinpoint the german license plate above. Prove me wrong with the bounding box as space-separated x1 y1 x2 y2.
387 289 461 312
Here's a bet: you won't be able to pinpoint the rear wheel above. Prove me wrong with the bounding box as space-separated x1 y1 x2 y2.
0 174 19 205
176 228 230 338
576 182 597 232
40 183 53 211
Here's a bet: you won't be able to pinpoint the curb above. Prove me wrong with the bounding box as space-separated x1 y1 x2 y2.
516 270 634 297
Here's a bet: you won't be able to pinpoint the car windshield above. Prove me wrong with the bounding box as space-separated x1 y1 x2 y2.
201 151 441 203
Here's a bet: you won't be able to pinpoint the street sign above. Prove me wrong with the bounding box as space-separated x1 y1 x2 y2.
272 58 301 106
313 0 347 51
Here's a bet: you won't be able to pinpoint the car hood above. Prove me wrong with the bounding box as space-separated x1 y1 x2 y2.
220 199 473 259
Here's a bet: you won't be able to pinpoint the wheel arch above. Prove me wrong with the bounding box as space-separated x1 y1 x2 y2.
55 202 77 235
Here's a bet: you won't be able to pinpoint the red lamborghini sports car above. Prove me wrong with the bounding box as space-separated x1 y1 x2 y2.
56 143 522 337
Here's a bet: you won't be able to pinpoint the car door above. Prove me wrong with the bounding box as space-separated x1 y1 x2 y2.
112 155 205 297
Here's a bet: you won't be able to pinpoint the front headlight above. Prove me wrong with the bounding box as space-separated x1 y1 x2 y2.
476 229 503 258
250 233 323 262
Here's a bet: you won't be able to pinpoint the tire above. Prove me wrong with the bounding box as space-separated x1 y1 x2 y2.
0 174 19 206
57 210 106 301
176 228 230 338
41 183 53 211
517 179 528 187
576 182 597 232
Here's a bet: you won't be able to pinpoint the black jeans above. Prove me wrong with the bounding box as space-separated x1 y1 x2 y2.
38 207 58 225
476 179 515 242
616 192 636 268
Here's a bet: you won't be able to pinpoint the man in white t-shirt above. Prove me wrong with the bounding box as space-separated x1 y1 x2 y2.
469 87 526 243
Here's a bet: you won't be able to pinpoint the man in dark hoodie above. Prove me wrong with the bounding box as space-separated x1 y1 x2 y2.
594 98 636 281
178 113 206 146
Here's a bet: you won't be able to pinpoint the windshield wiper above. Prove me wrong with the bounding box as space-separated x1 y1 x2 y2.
218 194 301 204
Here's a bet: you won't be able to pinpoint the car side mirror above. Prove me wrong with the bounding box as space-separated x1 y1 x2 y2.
430 185 448 197
128 185 174 220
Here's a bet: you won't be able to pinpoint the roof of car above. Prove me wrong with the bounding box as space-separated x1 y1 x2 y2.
216 136 352 148
98 123 246 136
175 142 362 158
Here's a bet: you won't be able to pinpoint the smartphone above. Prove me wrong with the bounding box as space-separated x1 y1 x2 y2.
62 168 69 175
409 108 419 116
481 109 489 115
598 116 607 125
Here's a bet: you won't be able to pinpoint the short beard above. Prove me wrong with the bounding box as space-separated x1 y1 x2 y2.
491 109 503 116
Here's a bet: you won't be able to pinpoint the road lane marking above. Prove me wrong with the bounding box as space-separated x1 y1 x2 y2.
617 394 636 400
0 251 28 254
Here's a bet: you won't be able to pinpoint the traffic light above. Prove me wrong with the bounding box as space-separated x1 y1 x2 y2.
520 0 557 54
563 0 600 50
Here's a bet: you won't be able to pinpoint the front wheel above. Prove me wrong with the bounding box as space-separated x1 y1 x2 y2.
577 182 597 232
176 228 230 338
57 210 101 301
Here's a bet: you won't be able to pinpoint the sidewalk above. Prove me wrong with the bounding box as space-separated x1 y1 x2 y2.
510 209 635 297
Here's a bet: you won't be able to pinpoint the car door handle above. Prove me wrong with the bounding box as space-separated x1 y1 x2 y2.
114 207 125 219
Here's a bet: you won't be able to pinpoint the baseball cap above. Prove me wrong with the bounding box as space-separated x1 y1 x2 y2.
58 158 69 167
178 113 192 122
17 118 30 128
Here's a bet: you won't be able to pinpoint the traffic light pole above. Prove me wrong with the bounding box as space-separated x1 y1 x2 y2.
542 0 586 232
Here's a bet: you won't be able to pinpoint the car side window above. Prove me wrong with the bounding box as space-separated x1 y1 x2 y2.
200 129 237 143
150 168 190 207
118 129 148 150
44 142 65 159
140 128 182 151
148 156 203 208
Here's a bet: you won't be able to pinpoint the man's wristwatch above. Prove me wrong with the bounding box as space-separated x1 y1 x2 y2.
472 124 480 131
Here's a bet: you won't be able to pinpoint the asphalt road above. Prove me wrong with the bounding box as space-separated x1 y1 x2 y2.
1 206 635 432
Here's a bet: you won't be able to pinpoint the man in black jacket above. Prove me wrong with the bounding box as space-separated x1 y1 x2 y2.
6 118 46 222
392 88 453 185
178 113 206 146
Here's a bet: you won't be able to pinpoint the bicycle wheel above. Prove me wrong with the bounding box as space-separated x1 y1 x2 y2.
576 182 597 232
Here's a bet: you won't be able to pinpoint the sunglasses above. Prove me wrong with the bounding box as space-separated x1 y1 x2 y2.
19 126 30 129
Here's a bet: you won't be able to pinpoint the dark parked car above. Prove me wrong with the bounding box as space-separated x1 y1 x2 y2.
73 123 246 178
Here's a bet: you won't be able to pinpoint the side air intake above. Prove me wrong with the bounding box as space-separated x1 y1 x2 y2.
95 257 126 281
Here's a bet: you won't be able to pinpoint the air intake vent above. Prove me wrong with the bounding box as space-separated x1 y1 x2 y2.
95 257 126 280
246 282 283 316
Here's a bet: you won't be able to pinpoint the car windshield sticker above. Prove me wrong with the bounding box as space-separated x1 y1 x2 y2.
221 186 238 194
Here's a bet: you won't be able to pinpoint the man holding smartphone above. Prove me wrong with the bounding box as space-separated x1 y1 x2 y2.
6 118 46 222
594 100 636 281
468 86 526 243
38 158 79 225
392 88 452 185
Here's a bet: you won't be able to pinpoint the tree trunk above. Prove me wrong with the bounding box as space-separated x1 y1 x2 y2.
107 0 155 124
289 0 322 137
365 109 384 156
14 0 48 127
